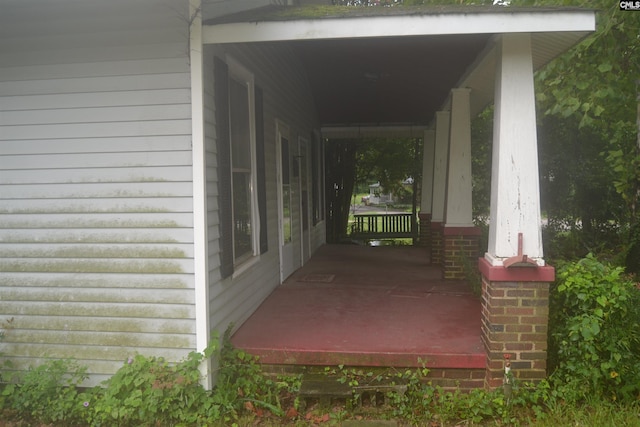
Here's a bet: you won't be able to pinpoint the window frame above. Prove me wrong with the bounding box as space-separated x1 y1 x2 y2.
227 56 260 272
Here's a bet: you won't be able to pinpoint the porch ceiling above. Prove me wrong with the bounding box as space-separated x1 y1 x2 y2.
289 34 491 128
203 5 595 135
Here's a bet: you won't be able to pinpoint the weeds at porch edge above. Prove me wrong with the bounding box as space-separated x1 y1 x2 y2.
0 329 303 426
3 315 640 426
323 362 549 426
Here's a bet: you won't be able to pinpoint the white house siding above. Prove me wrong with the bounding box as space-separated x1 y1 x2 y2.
204 42 325 336
0 0 196 386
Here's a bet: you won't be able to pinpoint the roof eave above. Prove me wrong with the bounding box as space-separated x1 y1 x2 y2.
203 9 595 44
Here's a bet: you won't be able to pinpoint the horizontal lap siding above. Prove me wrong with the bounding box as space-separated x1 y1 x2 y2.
205 42 321 335
0 0 195 386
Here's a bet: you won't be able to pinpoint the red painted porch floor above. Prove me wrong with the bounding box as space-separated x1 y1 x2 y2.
231 244 485 370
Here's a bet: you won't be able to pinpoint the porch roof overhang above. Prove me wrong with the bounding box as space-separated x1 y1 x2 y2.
203 5 596 138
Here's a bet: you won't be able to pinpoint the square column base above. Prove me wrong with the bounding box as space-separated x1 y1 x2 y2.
442 226 481 280
478 257 554 388
418 213 432 248
430 222 443 265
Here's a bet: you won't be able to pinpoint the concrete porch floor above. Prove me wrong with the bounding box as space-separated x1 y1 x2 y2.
231 244 485 370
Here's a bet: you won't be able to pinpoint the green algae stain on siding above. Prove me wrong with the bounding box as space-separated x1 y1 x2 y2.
2 288 193 304
10 317 193 334
2 219 182 229
0 232 181 244
1 275 191 289
0 302 194 319
0 246 188 259
8 330 195 348
0 259 186 274
0 206 174 214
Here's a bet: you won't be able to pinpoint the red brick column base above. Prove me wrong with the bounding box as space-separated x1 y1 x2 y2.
430 222 443 265
442 226 481 280
478 258 555 388
418 213 432 248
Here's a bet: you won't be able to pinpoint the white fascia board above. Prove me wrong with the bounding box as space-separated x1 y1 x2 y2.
203 10 595 44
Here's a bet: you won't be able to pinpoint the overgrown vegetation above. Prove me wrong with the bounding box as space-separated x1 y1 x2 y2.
0 330 302 426
548 255 640 403
2 262 639 426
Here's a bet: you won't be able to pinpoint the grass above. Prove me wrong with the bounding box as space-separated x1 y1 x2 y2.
232 399 640 426
531 400 640 427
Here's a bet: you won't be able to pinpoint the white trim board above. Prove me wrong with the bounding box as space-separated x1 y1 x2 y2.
203 10 595 44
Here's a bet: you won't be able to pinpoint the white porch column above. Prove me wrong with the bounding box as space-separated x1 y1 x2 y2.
420 129 435 214
486 33 543 265
432 111 450 224
419 129 436 247
442 88 479 279
430 111 450 264
480 34 554 389
445 88 473 227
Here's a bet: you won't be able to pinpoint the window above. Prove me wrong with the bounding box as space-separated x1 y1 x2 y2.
229 76 254 262
280 133 292 244
311 131 325 225
215 56 266 278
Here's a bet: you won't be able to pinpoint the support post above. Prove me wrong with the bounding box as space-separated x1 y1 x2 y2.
487 33 543 263
480 34 553 387
431 111 449 264
419 130 435 248
480 262 554 387
443 88 478 279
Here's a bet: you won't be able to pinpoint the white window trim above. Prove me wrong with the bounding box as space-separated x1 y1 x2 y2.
275 120 290 250
226 55 260 274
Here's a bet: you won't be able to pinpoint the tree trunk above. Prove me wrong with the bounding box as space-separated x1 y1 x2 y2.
325 139 357 243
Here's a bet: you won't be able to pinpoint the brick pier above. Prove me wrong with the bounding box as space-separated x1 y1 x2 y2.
443 226 481 280
418 213 432 248
478 258 554 388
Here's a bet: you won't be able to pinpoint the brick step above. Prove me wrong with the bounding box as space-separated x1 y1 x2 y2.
298 372 408 409
261 364 487 417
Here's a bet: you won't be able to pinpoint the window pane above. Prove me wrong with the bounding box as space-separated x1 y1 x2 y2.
233 172 252 260
281 136 292 243
282 184 292 243
230 78 251 170
281 137 290 185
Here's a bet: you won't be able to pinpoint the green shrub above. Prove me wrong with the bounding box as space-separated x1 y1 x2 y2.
88 347 215 426
1 359 89 425
548 254 640 402
0 330 303 426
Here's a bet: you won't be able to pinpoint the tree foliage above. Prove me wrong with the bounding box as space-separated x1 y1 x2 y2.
515 0 639 267
355 137 421 197
526 0 640 223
